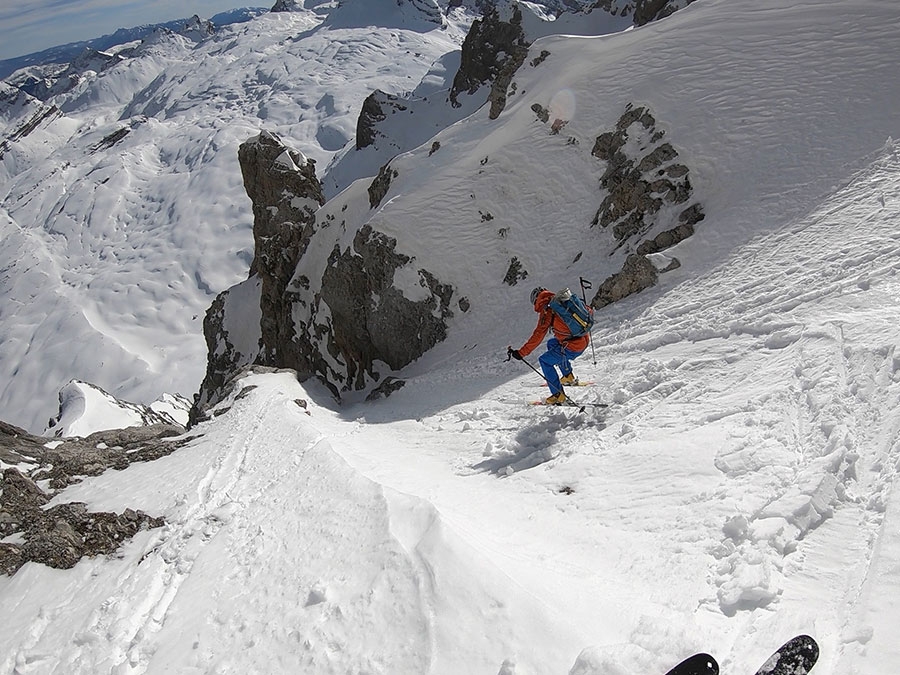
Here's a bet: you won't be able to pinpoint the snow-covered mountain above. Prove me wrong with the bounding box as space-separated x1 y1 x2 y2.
1 0 900 673
0 0 478 433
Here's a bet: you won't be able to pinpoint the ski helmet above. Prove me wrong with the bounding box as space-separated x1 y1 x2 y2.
530 287 545 305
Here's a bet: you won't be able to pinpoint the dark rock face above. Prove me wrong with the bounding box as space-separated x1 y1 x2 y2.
632 0 693 25
270 0 302 11
368 162 399 209
591 0 695 26
449 6 530 118
195 131 323 421
357 91 388 150
238 131 326 370
592 253 659 308
318 225 454 392
192 277 262 424
590 104 704 252
366 377 406 401
581 104 703 307
0 422 184 575
193 291 238 424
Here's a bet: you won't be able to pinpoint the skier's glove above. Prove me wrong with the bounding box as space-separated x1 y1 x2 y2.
507 347 523 361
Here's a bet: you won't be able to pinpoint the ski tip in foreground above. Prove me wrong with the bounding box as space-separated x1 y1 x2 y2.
664 652 719 675
754 635 819 675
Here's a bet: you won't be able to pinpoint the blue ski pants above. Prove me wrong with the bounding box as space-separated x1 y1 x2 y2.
539 338 584 395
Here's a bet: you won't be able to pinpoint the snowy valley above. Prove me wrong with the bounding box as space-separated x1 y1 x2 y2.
1 0 900 674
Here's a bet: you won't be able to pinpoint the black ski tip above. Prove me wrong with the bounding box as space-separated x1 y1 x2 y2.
755 635 819 675
664 652 719 675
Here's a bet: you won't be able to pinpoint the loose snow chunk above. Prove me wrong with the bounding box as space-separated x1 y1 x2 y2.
749 517 801 554
759 474 840 535
716 550 781 614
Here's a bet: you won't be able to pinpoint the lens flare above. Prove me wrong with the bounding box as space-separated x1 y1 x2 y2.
549 89 576 122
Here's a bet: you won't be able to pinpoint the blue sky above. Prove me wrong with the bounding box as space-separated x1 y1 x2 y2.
0 0 253 61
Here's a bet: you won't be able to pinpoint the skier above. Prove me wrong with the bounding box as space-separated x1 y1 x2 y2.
508 287 591 405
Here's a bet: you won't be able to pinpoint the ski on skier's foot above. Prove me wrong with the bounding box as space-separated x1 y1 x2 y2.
664 653 719 675
753 635 819 675
528 399 608 409
534 380 596 387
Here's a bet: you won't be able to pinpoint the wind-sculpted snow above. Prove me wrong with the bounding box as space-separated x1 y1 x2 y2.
0 372 582 673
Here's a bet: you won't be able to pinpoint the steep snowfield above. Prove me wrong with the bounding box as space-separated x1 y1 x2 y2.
1 0 900 673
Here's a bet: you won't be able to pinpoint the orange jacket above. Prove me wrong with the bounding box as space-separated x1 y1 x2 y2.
518 289 591 357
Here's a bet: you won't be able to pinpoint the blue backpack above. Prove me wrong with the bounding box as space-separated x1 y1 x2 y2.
548 288 594 338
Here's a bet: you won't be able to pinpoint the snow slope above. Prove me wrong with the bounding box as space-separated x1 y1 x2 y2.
1 1 900 673
4 144 899 671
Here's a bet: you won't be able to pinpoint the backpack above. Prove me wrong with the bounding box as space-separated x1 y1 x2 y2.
548 288 594 338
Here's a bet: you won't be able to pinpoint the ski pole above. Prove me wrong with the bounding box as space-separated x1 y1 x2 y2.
506 346 551 386
579 276 597 366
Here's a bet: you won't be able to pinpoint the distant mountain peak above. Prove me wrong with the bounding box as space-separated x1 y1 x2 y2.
182 14 217 41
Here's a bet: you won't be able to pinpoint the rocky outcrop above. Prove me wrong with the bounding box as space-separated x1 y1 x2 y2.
318 225 454 391
368 162 398 208
238 131 326 369
591 0 695 26
194 289 248 423
590 104 704 252
633 0 694 25
449 5 530 118
271 0 305 12
503 257 529 286
194 131 323 421
356 90 410 150
591 253 659 308
196 132 456 412
0 421 186 575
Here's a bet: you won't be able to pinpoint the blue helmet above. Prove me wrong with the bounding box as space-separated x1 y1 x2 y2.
530 287 545 306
